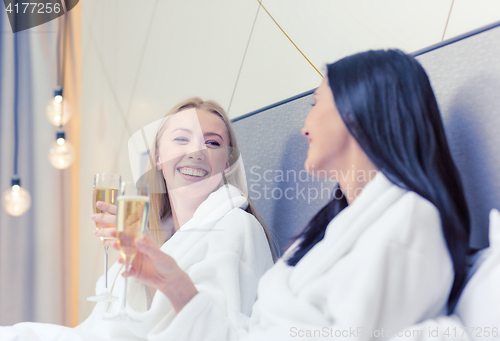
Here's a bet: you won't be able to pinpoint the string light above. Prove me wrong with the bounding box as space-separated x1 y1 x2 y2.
2 13 31 216
48 15 76 170
48 131 76 169
46 86 72 126
2 178 31 217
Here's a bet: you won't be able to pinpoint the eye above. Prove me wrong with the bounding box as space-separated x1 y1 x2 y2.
173 137 189 144
205 140 221 148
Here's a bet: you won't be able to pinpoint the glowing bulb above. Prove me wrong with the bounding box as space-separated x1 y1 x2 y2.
48 132 76 169
46 88 71 126
2 180 31 216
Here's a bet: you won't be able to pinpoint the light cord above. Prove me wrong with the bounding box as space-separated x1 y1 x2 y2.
58 12 69 128
13 13 19 178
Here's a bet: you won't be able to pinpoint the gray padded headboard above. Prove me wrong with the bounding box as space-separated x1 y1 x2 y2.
233 22 500 255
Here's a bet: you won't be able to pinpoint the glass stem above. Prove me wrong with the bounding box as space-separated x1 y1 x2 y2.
104 245 109 290
122 269 129 310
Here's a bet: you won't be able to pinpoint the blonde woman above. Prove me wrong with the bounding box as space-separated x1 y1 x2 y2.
79 98 276 340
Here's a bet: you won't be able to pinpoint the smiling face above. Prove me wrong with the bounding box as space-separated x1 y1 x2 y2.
302 77 353 176
156 108 231 199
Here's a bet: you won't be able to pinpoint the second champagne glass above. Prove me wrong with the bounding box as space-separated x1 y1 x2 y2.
87 173 121 302
105 181 150 321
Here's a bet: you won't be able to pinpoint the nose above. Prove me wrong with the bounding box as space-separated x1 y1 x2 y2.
187 149 206 161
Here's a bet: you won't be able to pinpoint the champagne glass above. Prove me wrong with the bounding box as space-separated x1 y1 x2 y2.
87 173 121 302
105 181 150 321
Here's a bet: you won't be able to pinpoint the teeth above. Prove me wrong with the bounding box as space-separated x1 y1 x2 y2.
179 167 208 177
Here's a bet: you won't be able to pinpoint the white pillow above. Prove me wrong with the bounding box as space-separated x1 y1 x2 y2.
455 209 500 340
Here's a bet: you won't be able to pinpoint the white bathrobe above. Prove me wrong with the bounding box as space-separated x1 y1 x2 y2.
386 209 500 341
156 172 454 341
0 184 274 341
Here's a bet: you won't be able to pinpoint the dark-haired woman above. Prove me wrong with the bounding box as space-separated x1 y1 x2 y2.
126 49 470 341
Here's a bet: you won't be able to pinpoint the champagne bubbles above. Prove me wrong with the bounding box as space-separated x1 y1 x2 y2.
2 182 31 217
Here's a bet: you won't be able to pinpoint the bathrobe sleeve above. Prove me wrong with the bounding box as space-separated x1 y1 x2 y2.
147 208 273 341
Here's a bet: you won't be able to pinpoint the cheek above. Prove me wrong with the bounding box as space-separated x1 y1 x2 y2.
159 143 186 164
207 173 223 188
208 150 229 173
159 154 183 183
332 119 352 151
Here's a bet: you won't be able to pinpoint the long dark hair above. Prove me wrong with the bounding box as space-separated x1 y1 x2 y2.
288 49 470 314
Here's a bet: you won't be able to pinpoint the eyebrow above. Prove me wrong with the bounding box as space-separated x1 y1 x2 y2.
171 128 193 134
204 132 224 142
171 128 224 142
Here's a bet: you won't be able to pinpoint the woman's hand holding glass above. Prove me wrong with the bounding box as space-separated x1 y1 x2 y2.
88 173 121 302
104 181 150 321
92 201 118 245
113 235 198 313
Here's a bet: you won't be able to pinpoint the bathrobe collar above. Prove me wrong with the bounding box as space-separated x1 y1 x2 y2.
289 171 407 291
178 184 248 232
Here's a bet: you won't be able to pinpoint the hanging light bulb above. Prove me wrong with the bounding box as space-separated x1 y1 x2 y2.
48 131 76 169
46 87 72 126
2 177 32 216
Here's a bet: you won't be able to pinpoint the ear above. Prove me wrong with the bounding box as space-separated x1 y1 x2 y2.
155 154 162 170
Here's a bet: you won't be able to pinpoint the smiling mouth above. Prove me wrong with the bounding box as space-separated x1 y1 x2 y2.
178 166 209 178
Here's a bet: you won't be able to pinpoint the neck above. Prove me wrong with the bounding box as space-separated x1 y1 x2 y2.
334 153 378 205
168 190 208 231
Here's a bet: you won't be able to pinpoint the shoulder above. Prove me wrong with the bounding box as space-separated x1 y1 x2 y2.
349 191 452 294
216 207 263 234
212 208 273 264
398 191 440 220
210 208 268 246
386 191 440 233
366 191 445 253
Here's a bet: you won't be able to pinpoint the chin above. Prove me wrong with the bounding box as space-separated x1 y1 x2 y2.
304 157 317 172
180 177 221 197
305 159 332 179
174 184 211 200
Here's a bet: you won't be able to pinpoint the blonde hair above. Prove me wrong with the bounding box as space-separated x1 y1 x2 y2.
146 97 276 260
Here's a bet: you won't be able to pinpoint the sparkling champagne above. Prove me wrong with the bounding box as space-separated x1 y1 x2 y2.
93 187 119 240
93 187 119 214
116 196 150 266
